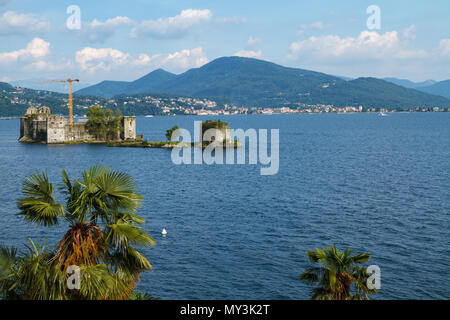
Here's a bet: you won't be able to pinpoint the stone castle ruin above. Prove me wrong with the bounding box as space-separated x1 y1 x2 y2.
19 107 136 144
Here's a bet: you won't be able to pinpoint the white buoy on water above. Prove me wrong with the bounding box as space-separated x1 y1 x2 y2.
162 228 167 236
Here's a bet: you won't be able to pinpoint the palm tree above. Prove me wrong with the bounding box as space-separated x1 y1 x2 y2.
0 165 155 300
299 245 377 300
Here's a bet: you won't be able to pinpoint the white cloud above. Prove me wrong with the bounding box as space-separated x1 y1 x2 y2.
0 38 70 76
0 38 50 64
162 47 209 69
90 16 133 29
286 30 450 80
75 46 209 73
288 30 427 61
133 53 153 66
132 47 209 71
23 38 50 58
23 59 73 72
80 16 134 43
439 39 450 57
130 9 212 39
0 11 50 35
75 47 130 72
236 37 263 58
233 50 262 59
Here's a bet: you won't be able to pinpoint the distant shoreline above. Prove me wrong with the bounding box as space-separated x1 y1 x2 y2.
1 110 449 120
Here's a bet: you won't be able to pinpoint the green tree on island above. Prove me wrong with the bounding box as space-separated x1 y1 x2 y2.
201 120 229 133
86 106 123 141
165 125 180 142
299 245 377 300
85 105 107 140
0 166 155 300
106 108 123 141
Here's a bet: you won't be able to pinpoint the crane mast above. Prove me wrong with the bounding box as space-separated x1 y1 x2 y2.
42 77 80 125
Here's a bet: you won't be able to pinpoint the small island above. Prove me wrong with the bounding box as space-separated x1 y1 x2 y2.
19 106 240 149
108 119 241 149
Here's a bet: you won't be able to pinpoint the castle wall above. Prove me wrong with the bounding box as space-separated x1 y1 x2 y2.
46 116 67 144
32 118 48 141
21 107 138 144
19 118 25 139
123 116 136 140
63 123 96 142
19 117 36 141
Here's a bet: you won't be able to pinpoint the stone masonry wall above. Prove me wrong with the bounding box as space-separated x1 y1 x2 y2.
46 116 67 144
123 116 136 140
63 123 96 142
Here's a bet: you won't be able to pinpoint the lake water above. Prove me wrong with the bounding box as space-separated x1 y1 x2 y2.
0 113 449 299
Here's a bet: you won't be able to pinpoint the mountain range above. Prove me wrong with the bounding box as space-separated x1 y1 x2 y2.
2 57 449 118
381 78 450 99
10 79 92 94
382 78 437 89
75 57 450 108
0 82 78 117
416 80 450 99
75 69 176 98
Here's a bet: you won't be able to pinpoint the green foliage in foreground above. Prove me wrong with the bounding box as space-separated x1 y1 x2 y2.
0 166 155 300
299 245 377 300
128 291 160 300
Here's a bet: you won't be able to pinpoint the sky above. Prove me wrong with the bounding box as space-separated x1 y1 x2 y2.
0 0 449 86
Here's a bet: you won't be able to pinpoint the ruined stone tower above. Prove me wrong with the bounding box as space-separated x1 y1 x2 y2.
122 116 136 140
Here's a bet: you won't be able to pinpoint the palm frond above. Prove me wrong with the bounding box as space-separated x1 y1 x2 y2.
300 245 377 300
17 239 67 300
77 264 129 300
351 252 371 264
105 221 156 250
17 172 64 226
11 166 155 300
0 245 20 299
299 267 323 284
306 248 328 263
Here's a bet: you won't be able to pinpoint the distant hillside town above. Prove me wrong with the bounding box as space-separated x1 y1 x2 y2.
1 83 449 119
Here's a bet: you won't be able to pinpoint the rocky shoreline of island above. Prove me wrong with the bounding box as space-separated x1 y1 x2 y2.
107 140 242 149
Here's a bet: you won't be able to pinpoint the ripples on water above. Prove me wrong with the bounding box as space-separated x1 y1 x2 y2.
0 113 449 299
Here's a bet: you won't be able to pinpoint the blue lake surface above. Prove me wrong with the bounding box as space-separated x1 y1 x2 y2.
0 113 449 299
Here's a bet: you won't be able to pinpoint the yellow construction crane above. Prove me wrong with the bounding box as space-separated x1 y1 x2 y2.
42 77 80 125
